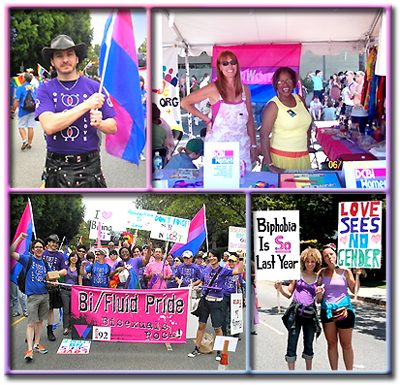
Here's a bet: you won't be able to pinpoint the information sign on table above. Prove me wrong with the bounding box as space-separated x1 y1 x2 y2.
342 160 386 189
280 172 342 188
203 142 240 189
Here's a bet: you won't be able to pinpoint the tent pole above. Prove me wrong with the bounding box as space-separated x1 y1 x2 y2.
184 48 193 138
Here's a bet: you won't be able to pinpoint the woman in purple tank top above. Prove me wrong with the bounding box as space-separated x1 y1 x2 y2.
316 243 361 370
275 248 322 370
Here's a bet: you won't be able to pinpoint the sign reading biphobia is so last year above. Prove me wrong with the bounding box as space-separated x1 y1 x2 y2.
253 211 300 281
337 201 382 268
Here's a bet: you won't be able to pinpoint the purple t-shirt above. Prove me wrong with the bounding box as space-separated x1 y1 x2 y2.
201 266 233 298
35 76 116 154
42 250 65 271
116 257 143 276
222 272 243 296
176 263 202 287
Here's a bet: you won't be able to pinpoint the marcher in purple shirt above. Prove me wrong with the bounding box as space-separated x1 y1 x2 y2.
175 250 202 287
188 249 244 362
42 234 65 342
35 34 117 188
275 247 322 371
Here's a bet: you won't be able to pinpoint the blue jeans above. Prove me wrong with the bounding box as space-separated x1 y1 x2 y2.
285 315 315 362
10 281 27 314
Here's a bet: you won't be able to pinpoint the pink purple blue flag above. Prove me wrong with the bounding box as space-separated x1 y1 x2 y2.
170 206 207 257
99 11 145 164
11 200 35 269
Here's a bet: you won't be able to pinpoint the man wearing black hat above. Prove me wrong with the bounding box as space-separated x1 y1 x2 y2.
42 234 65 341
35 34 117 188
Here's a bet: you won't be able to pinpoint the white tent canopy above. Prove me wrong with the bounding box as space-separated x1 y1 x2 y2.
161 8 383 56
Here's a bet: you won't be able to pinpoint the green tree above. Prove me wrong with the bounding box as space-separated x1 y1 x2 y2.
10 194 84 245
136 194 246 251
10 9 93 75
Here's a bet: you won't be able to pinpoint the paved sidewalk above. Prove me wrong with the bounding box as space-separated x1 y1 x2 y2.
350 286 386 305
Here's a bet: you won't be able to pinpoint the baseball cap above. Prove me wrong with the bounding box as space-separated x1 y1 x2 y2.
96 249 107 255
186 138 204 155
228 256 237 262
182 250 193 259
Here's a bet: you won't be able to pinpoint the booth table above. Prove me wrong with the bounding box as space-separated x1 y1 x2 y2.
315 121 377 162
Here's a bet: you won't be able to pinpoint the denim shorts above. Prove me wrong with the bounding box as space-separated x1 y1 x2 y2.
199 298 224 329
18 112 37 129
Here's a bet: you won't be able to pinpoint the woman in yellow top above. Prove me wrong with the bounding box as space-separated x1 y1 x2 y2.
260 67 312 172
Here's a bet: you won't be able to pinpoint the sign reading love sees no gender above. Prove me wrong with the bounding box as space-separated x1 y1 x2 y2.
337 201 382 269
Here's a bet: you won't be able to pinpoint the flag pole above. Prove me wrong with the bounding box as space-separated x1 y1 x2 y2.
203 204 209 253
28 198 36 239
98 11 116 93
58 236 66 252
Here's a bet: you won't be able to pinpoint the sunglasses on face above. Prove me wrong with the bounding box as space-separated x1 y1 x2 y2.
221 59 238 66
174 259 180 262
277 79 294 86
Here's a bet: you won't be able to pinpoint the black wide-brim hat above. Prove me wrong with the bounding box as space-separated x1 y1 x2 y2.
42 34 86 66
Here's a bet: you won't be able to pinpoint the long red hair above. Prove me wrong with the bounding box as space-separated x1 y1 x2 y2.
215 50 243 100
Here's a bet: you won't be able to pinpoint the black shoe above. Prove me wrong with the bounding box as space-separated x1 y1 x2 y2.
215 351 222 361
251 331 258 335
47 325 56 341
188 347 201 358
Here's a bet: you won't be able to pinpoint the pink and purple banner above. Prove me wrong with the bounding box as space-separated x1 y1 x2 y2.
212 44 302 103
71 286 189 344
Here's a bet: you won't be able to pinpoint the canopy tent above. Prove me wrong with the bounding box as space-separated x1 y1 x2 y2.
161 8 384 56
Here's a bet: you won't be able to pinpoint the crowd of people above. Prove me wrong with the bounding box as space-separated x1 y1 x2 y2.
274 244 361 371
10 232 246 363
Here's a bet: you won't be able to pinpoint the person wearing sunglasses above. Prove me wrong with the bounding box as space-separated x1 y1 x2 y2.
260 66 313 172
181 50 257 173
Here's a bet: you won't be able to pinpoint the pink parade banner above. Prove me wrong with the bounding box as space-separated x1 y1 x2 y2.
71 286 189 344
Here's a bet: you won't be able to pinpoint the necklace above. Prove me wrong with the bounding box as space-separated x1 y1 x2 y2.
57 77 80 91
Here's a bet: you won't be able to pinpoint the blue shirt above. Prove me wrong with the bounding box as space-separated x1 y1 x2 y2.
85 262 111 288
16 83 37 117
18 253 49 295
164 153 197 170
223 272 243 296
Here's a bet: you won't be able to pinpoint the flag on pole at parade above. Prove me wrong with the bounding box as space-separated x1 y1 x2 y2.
37 63 49 82
170 206 207 257
99 10 145 165
11 199 36 268
63 238 69 260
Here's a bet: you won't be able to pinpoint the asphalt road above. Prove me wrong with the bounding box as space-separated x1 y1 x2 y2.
9 116 147 189
8 309 246 373
252 281 388 373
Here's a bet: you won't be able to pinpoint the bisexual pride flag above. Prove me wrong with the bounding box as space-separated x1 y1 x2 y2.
99 11 145 165
170 206 207 257
11 199 35 270
212 44 302 103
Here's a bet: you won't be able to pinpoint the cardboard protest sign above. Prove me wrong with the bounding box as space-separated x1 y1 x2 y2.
150 214 190 243
228 226 246 252
71 286 189 343
337 201 382 268
56 339 91 354
253 210 300 281
125 208 157 231
230 293 244 335
89 220 112 241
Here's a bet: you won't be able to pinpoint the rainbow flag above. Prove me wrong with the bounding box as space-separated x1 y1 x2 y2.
37 63 48 82
12 74 24 88
99 11 145 164
11 199 35 268
170 206 207 257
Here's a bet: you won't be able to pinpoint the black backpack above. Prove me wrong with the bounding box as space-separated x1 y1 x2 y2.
22 89 35 112
17 257 51 294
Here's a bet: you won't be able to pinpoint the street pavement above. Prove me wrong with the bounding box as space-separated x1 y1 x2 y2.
9 116 147 189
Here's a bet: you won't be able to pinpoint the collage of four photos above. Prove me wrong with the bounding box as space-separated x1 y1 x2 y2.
6 5 390 376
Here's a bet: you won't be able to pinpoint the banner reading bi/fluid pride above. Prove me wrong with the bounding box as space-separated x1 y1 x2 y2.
71 286 189 343
337 201 382 268
253 210 300 281
212 44 301 103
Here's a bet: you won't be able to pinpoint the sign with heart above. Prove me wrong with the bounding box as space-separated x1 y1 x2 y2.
337 200 382 269
102 211 113 220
